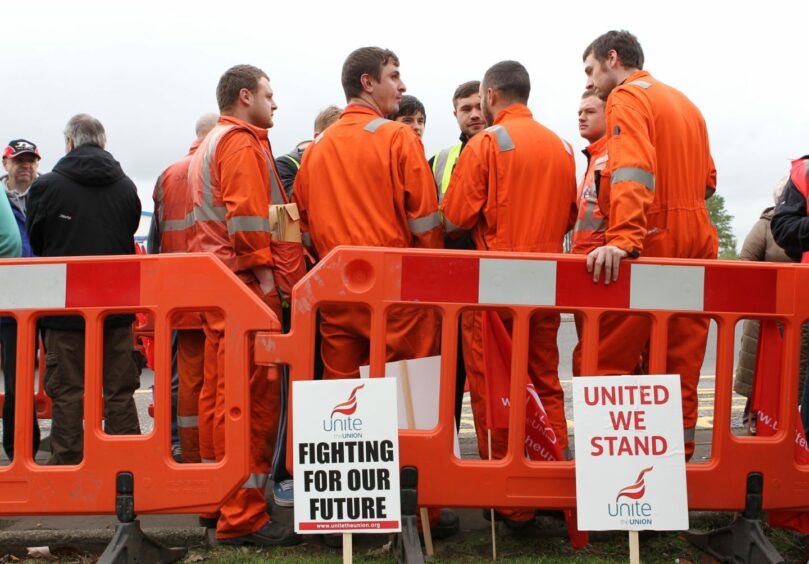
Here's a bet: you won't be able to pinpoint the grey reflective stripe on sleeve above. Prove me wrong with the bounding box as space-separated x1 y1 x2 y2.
611 167 655 191
683 427 696 443
363 118 390 133
629 80 652 89
241 473 269 489
444 216 464 233
407 211 441 234
201 458 216 464
485 125 515 152
561 139 573 156
302 232 312 247
177 415 199 427
227 215 271 236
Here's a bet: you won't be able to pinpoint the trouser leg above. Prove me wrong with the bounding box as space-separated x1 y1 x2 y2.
177 329 205 463
101 325 141 436
44 328 85 465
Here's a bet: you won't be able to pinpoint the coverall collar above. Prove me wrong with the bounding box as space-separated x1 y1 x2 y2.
343 103 384 119
620 69 652 86
492 103 533 125
583 136 607 160
218 115 269 141
187 137 203 157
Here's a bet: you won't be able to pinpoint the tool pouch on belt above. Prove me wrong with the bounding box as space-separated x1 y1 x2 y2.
269 203 306 303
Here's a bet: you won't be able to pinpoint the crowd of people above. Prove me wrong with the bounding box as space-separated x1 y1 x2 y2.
2 27 809 550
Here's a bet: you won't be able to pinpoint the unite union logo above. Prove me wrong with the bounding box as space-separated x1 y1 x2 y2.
330 384 364 418
323 384 365 436
607 466 654 524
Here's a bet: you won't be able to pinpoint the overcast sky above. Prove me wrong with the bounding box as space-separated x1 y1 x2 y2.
3 1 808 245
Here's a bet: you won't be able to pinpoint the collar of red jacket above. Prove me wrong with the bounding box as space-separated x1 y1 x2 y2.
586 135 608 157
621 69 652 86
493 103 533 125
343 103 384 119
217 115 269 140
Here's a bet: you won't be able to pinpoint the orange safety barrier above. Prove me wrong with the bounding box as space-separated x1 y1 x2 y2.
0 253 272 516
256 247 809 516
0 336 52 419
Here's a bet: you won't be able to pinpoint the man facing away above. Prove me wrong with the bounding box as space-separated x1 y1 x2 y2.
186 64 298 546
27 114 142 465
442 60 577 527
582 30 718 458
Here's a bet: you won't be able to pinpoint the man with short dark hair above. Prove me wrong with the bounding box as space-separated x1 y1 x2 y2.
186 64 299 547
275 105 341 197
293 46 457 538
0 139 38 460
582 30 717 458
27 114 142 466
442 60 577 527
388 94 426 138
430 81 485 202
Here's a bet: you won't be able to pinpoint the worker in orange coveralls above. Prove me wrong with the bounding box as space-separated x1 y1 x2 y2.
151 112 218 466
582 30 718 459
292 46 458 539
441 60 577 527
570 89 609 377
187 64 298 547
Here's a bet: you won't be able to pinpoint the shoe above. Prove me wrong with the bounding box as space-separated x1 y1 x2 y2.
429 508 459 540
272 479 294 508
217 520 301 547
171 444 183 463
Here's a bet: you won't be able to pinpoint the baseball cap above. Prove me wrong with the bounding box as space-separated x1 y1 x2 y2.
3 139 41 159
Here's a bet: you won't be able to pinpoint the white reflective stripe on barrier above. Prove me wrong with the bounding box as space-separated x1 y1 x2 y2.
479 259 557 306
630 264 705 311
0 264 67 309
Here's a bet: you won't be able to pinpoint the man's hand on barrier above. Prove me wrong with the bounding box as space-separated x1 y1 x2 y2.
587 245 629 285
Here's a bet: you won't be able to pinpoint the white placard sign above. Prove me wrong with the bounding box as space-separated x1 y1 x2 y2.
293 378 401 534
572 375 688 531
359 356 461 458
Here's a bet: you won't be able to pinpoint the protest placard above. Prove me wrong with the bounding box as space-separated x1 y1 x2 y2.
293 378 401 534
572 375 688 532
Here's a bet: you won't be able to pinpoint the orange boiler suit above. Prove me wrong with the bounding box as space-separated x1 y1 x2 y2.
187 115 287 539
441 104 577 521
292 104 443 380
595 70 718 459
570 136 610 377
152 139 206 465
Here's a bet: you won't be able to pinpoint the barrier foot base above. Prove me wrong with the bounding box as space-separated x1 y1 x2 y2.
98 520 188 564
393 466 425 564
685 517 784 564
686 472 784 564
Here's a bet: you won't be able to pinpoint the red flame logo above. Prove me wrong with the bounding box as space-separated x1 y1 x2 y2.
616 466 654 501
330 384 365 418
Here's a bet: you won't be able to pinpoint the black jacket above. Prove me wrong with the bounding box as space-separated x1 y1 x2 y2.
772 155 809 262
276 148 304 200
27 144 141 329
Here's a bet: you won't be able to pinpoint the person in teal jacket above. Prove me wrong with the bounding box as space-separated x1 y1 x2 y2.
0 183 21 257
